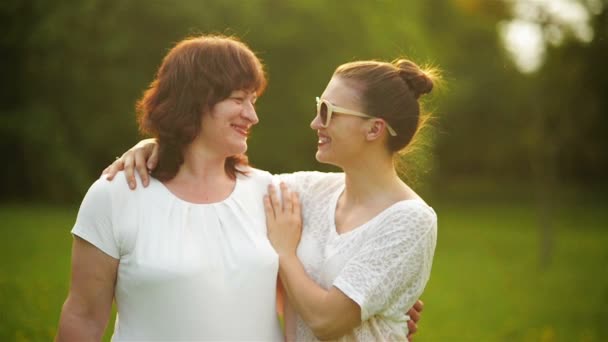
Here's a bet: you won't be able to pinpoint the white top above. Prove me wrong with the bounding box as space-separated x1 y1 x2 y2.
278 172 437 341
72 168 283 341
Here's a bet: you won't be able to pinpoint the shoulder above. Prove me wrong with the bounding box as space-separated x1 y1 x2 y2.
274 171 344 201
275 171 343 188
238 167 273 186
378 200 437 239
235 167 274 196
82 174 120 203
242 167 274 182
82 172 155 211
395 199 437 222
95 171 149 197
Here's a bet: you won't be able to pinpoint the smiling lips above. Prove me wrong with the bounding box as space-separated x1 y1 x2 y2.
231 124 250 137
317 132 331 146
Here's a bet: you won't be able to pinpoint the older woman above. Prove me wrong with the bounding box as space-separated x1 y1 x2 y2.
57 35 282 341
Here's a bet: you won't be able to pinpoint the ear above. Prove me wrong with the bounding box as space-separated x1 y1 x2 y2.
365 119 386 141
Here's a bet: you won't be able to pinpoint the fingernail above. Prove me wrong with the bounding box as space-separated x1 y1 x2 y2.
129 182 135 189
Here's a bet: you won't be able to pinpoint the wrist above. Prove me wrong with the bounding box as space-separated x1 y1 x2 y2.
278 252 298 267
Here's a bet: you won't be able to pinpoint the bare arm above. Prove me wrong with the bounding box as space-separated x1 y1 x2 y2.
276 277 296 342
56 236 119 341
102 138 159 189
278 255 361 340
265 183 360 340
284 296 297 342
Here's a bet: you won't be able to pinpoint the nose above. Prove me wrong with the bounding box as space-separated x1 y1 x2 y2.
310 113 322 130
242 101 259 125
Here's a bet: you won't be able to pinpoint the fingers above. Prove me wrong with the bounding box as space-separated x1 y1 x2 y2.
263 195 275 221
407 319 418 337
408 306 421 322
268 184 282 212
292 191 301 216
267 183 301 227
280 183 292 213
148 143 160 170
407 299 422 341
122 153 137 190
102 165 111 177
104 158 124 181
134 150 150 188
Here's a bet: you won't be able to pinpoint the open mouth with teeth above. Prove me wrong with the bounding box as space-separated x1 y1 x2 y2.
318 133 331 146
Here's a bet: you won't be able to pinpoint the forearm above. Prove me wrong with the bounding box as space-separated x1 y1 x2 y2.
56 297 109 342
279 255 330 335
265 185 359 339
279 254 358 340
284 298 297 342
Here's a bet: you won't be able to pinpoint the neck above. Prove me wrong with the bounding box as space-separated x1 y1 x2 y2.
176 141 231 183
340 149 404 207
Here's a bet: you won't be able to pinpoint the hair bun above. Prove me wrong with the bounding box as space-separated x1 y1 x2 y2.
394 59 434 99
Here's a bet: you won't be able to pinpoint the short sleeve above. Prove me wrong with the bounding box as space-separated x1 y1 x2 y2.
71 177 120 259
273 172 319 194
332 202 437 321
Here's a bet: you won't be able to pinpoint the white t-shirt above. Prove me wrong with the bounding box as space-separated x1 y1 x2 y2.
72 168 283 341
278 171 438 341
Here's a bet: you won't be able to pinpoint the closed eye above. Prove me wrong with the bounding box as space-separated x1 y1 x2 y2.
230 97 245 104
229 90 257 106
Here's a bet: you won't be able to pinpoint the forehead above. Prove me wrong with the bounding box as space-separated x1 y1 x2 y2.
320 77 364 110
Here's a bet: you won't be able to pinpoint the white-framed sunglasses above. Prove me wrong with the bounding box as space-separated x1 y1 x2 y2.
315 97 397 136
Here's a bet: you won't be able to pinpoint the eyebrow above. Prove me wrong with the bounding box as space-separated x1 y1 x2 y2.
232 90 257 97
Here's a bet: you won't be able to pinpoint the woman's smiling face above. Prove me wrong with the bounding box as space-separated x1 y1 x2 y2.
199 89 259 157
310 77 369 167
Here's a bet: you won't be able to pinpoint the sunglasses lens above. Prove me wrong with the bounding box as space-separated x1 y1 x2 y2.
319 102 328 125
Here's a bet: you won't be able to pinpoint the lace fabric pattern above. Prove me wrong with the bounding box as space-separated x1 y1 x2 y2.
275 171 437 341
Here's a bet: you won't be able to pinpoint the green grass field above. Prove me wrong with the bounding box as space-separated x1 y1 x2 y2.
1 192 606 341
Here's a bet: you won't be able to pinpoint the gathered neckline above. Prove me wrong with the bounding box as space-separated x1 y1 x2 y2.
151 176 241 207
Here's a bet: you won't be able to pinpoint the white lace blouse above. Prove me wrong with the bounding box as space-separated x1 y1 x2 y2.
278 171 438 341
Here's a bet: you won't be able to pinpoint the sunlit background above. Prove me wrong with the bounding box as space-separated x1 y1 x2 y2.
1 0 607 340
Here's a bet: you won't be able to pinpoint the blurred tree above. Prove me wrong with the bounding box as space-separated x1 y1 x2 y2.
1 0 231 201
1 0 606 204
534 2 607 267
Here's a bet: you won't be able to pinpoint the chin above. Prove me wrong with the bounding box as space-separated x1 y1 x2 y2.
228 140 248 155
316 147 350 169
315 150 324 162
238 142 248 154
315 150 337 166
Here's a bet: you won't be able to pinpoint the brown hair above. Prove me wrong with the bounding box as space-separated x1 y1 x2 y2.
333 59 438 153
136 34 267 181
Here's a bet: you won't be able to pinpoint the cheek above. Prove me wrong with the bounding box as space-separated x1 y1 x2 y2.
334 121 362 140
210 101 237 117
